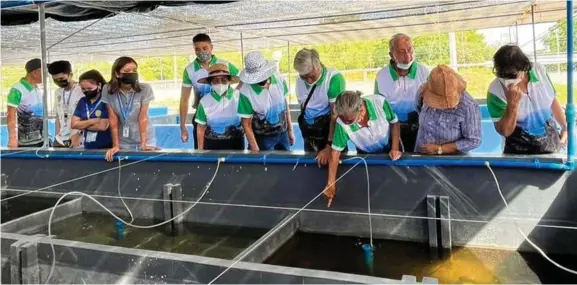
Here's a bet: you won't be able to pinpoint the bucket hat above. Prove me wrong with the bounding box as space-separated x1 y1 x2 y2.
422 65 466 109
239 51 277 84
198 63 240 84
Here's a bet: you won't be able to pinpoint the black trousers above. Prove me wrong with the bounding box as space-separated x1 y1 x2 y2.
204 137 245 150
356 145 390 155
303 135 328 152
399 123 418 153
192 114 198 150
18 141 45 148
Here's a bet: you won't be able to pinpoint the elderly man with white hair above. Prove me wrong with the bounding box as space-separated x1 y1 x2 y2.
294 48 346 165
374 33 429 152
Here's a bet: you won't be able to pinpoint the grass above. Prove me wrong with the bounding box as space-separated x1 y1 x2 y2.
3 67 574 113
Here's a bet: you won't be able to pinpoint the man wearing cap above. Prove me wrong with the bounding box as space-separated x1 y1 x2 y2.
195 64 244 150
293 48 346 165
238 51 294 151
375 33 429 152
6 58 45 148
415 65 482 155
179 33 240 149
48 60 84 148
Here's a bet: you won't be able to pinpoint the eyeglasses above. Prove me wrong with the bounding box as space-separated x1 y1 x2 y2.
257 78 269 87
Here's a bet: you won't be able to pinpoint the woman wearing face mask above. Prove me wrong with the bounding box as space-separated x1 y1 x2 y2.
102 56 158 162
237 51 294 151
195 64 244 150
323 91 401 208
71 70 112 149
487 44 567 154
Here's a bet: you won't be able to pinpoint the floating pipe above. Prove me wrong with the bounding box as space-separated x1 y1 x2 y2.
115 220 125 240
2 152 573 171
362 243 374 275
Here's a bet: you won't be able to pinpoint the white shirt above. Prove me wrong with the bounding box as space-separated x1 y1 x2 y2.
55 84 84 143
374 62 429 122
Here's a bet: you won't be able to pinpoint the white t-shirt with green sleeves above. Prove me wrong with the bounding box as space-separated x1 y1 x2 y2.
295 67 346 124
6 78 44 146
374 62 429 122
487 62 556 136
182 55 239 108
195 88 242 140
237 74 289 135
332 95 398 153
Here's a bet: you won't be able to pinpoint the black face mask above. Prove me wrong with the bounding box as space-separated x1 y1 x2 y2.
83 89 100 99
54 78 69 88
118 72 138 85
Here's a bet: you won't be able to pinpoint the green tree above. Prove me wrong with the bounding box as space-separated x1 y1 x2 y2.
544 20 575 53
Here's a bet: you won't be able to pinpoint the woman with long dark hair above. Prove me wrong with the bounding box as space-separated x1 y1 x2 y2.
71 69 112 149
102 56 158 161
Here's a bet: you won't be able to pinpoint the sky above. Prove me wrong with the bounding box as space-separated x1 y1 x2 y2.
479 22 556 53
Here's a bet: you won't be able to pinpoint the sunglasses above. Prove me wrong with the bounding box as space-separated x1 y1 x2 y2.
257 78 270 87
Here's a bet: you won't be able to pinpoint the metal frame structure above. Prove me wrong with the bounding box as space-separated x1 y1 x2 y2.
1 0 575 169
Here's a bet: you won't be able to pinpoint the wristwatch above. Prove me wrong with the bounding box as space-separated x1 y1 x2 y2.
437 146 443 155
327 140 333 147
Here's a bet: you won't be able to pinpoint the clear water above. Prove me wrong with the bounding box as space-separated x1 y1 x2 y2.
30 213 266 259
1 196 66 223
265 232 577 284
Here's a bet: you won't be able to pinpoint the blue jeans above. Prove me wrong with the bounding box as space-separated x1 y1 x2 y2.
256 131 291 151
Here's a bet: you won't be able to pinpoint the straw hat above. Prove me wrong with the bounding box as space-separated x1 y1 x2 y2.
422 65 466 109
239 51 277 84
198 63 240 84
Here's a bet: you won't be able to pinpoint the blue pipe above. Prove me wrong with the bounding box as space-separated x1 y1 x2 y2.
362 244 374 274
115 220 125 240
567 0 576 165
1 152 573 171
0 0 50 9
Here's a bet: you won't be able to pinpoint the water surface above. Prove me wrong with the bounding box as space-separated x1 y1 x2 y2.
265 232 577 284
1 196 66 223
31 213 266 259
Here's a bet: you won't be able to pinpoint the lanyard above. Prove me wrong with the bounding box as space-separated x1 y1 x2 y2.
117 92 135 121
61 84 75 112
86 99 103 119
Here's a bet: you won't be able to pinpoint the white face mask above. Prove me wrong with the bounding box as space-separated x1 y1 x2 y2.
212 84 229 95
499 78 521 87
396 59 414 70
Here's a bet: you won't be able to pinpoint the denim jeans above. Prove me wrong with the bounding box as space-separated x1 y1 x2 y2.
255 131 291 151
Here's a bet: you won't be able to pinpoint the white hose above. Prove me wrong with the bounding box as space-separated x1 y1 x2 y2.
485 161 577 275
117 157 134 223
343 156 372 249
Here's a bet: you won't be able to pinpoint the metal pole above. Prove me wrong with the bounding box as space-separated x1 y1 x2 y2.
287 41 291 92
173 55 178 85
448 32 458 72
531 4 538 62
566 0 575 163
240 32 244 67
39 4 50 147
556 27 561 78
515 21 519 44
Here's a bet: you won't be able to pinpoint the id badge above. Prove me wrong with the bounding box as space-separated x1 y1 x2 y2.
122 126 130 138
86 131 97 143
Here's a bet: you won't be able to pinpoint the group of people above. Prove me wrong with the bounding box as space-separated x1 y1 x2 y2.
7 33 568 184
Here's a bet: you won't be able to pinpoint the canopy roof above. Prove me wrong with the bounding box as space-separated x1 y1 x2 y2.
0 0 573 65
